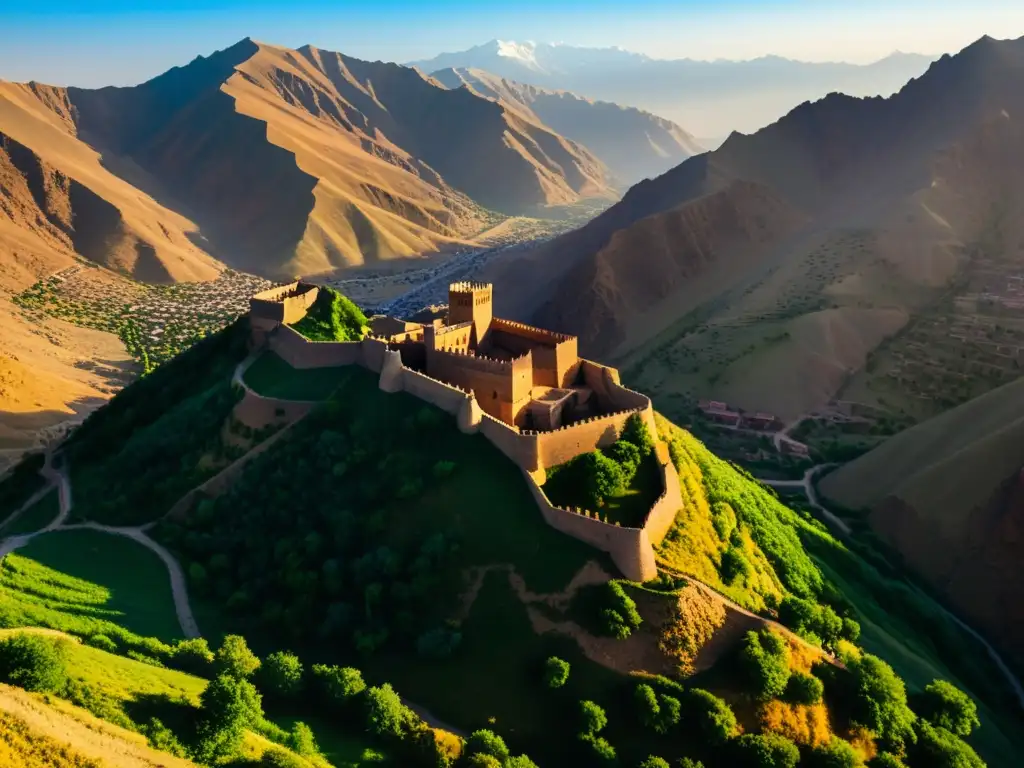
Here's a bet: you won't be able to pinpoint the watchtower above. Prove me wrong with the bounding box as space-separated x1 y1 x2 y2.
448 282 493 347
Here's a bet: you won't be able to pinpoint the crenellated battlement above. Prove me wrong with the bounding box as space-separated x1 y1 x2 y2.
490 317 575 345
519 406 645 436
432 348 528 374
449 281 492 293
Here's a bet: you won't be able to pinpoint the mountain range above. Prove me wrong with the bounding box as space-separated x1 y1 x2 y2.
410 40 938 137
476 33 1024 663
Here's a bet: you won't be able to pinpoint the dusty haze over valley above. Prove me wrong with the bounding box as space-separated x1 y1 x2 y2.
4 4 1024 767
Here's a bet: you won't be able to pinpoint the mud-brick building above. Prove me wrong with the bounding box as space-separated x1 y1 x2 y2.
386 282 594 430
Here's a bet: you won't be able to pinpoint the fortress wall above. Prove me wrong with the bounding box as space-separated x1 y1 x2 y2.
250 282 319 325
393 340 426 370
270 325 362 368
555 338 582 388
401 368 470 414
490 317 573 343
480 414 537 471
281 287 320 324
433 321 473 352
579 359 655 432
521 470 655 582
643 443 683 547
532 411 639 469
362 337 388 373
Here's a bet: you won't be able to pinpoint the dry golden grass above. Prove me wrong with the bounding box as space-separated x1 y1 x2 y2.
658 582 727 676
0 708 106 768
757 700 832 747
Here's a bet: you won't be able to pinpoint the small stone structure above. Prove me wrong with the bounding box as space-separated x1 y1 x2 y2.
246 281 684 580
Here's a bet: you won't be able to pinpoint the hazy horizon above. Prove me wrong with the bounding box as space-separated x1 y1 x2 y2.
1 0 1023 88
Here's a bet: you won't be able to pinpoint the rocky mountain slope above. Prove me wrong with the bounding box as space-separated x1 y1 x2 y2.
483 35 1024 423
411 40 936 137
820 374 1024 667
430 66 705 185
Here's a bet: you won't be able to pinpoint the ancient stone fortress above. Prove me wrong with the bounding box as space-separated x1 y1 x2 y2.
247 281 685 580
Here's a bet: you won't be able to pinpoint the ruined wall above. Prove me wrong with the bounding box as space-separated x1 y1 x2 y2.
270 325 362 368
521 469 655 581
401 368 470 414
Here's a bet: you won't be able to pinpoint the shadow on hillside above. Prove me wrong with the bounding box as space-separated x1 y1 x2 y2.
124 690 201 745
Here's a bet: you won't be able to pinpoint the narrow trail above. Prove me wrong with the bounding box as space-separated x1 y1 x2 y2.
0 457 201 640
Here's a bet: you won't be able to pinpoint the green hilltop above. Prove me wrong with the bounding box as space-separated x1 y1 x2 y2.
0 316 1019 767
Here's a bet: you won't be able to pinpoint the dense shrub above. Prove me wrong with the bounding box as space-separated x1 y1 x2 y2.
602 582 642 639
579 700 609 736
289 721 319 757
171 637 214 674
779 596 847 650
259 651 304 700
215 634 261 679
910 721 984 768
543 656 570 689
291 286 368 342
917 679 979 737
578 734 617 766
505 757 539 768
687 688 737 743
311 664 366 709
465 729 511 763
260 748 308 768
87 634 118 653
465 756 502 768
606 440 642 482
807 738 860 768
364 683 415 740
720 546 753 585
196 674 264 761
678 760 705 768
867 753 907 768
638 757 670 768
842 617 861 643
739 629 791 701
0 632 68 693
633 683 680 734
621 413 654 456
785 671 824 705
141 717 188 758
848 654 916 751
733 732 800 768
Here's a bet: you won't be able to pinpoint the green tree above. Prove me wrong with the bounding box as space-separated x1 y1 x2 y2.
363 683 415 740
260 748 308 768
606 440 642 482
544 656 571 689
785 671 824 705
259 651 304 700
465 730 511 763
867 753 907 768
579 700 608 736
633 684 680 735
311 664 366 708
196 674 263 761
739 630 791 701
579 734 617 766
638 757 671 768
505 757 539 768
583 451 626 508
734 733 800 768
172 637 214 675
621 413 654 455
215 634 261 679
0 633 69 693
687 688 737 744
808 738 861 768
918 680 979 737
289 721 319 757
849 654 917 752
911 721 984 768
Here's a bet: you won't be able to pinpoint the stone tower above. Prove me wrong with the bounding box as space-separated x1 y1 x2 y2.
448 282 493 347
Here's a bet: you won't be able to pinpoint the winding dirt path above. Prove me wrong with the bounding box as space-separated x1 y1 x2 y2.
0 459 201 640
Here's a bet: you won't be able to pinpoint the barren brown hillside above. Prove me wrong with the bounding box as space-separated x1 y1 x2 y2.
63 39 615 279
431 66 705 185
486 35 1024 423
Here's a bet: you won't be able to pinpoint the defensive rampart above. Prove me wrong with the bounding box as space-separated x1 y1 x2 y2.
270 325 362 368
250 282 319 325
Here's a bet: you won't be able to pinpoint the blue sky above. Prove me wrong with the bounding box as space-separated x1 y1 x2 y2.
2 0 1023 86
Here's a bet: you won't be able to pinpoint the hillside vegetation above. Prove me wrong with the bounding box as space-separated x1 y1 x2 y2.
0 320 1021 766
290 288 369 342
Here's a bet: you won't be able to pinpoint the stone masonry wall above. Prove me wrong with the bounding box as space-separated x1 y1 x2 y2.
401 368 470 414
532 410 640 470
643 443 683 547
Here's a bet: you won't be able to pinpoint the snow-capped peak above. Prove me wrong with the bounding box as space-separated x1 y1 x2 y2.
494 40 544 71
